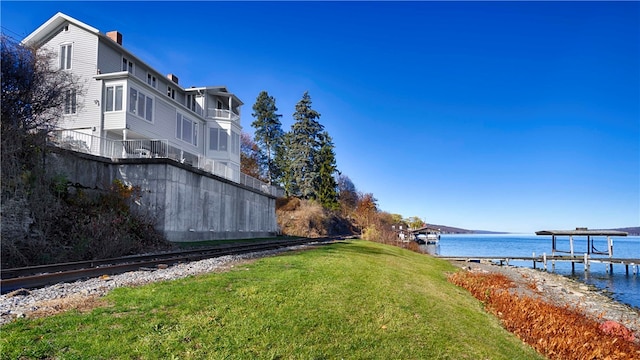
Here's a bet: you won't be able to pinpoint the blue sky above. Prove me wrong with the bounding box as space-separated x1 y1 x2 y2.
2 1 639 233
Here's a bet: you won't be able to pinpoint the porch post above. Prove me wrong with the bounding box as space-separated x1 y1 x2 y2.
122 129 128 157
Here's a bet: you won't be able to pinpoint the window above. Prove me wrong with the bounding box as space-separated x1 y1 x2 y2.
186 94 196 112
128 87 153 121
64 89 77 114
209 127 228 151
231 131 240 155
176 113 198 146
105 85 123 112
147 73 157 88
167 86 175 99
60 44 72 70
122 57 133 73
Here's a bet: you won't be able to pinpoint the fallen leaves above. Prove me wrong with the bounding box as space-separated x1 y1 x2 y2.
449 271 640 360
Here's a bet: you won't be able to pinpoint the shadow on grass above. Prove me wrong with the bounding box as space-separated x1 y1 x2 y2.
320 240 401 258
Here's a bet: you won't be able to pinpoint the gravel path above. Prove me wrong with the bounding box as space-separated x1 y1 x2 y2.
0 244 312 326
451 260 640 341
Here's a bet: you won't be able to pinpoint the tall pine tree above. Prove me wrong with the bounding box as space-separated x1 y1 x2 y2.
288 91 323 199
251 91 283 184
316 131 339 210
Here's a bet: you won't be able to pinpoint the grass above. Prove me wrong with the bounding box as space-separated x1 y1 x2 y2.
1 240 543 359
174 235 303 249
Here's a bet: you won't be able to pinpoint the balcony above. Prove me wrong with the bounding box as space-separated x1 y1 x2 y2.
207 108 240 122
48 129 283 197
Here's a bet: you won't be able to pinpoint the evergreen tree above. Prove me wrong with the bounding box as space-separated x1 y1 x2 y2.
316 131 339 210
251 91 283 184
289 91 324 199
275 131 297 197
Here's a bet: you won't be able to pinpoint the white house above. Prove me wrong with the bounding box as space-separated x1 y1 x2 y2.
22 12 243 182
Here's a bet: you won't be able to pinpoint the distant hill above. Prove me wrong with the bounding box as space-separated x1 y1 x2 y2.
424 224 507 234
610 227 640 236
426 224 640 236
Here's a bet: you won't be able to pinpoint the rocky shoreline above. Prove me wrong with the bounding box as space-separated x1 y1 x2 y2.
450 260 640 342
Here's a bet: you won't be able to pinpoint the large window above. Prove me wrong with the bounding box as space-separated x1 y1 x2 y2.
60 44 72 70
186 94 196 112
231 131 240 155
128 87 153 121
209 127 228 152
64 89 77 114
105 85 123 112
176 113 198 146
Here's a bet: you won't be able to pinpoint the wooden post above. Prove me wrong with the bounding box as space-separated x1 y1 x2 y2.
584 253 589 272
570 235 574 257
543 253 547 271
607 236 613 257
532 252 536 269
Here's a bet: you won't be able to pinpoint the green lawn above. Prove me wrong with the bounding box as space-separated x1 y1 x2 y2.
1 240 543 359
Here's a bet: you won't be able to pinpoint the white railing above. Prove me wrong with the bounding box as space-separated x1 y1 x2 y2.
49 129 282 196
207 108 240 122
240 173 285 197
120 139 169 159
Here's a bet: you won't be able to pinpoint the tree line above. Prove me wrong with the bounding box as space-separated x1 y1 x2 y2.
243 91 426 242
243 91 339 210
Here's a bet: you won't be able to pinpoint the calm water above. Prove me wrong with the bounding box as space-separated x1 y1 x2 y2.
423 234 640 309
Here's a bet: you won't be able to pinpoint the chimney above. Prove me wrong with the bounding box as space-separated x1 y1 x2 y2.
107 31 122 45
167 74 179 84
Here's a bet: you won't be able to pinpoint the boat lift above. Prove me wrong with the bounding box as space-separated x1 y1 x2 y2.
535 228 628 258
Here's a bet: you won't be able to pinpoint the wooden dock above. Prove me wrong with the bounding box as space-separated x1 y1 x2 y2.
439 255 640 275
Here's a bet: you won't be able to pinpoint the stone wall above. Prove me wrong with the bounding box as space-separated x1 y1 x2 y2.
47 148 279 242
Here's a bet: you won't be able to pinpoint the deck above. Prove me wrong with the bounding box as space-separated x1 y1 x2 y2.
440 255 640 274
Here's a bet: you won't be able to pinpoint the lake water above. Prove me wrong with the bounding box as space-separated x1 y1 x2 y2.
421 234 640 309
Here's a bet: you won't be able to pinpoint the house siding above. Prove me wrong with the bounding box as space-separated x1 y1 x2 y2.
40 22 101 132
96 40 122 74
27 13 243 181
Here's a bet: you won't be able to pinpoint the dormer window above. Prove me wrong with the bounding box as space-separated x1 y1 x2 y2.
147 73 157 88
60 43 72 70
122 57 133 73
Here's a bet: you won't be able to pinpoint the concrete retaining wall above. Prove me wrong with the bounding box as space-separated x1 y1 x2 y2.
47 148 279 242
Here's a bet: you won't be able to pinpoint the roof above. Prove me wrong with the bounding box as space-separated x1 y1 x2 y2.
22 12 99 47
22 13 244 106
536 229 628 237
411 226 441 234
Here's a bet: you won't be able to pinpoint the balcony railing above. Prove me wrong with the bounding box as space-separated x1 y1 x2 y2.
207 108 240 122
49 129 283 197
